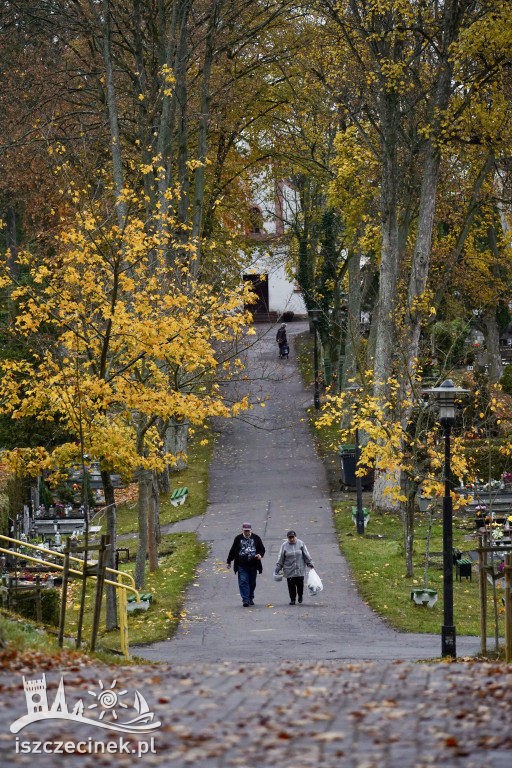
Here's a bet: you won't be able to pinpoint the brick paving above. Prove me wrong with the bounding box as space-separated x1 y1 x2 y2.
0 660 511 767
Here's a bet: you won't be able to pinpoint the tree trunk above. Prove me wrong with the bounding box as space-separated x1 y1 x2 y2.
402 148 441 378
167 417 189 471
133 0 156 218
191 0 223 277
401 0 462 380
157 0 180 247
484 311 502 384
134 469 151 589
101 0 127 226
341 249 361 390
495 167 512 240
148 470 160 573
175 6 191 241
6 207 19 281
485 222 505 384
372 86 400 511
101 469 118 629
372 82 400 390
330 277 343 393
157 465 171 494
401 481 416 578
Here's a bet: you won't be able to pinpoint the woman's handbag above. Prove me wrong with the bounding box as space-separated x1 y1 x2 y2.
306 568 323 596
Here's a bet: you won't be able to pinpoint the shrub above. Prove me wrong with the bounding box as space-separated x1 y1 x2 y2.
463 439 512 481
55 481 75 506
500 365 512 395
432 319 469 366
17 587 60 626
0 492 8 535
39 479 53 511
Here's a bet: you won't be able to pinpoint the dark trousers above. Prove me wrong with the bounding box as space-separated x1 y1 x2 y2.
287 576 304 601
238 565 257 602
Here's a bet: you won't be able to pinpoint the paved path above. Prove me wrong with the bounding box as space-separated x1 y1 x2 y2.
134 323 481 663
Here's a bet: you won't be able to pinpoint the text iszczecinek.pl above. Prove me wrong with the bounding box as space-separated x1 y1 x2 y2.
15 736 157 757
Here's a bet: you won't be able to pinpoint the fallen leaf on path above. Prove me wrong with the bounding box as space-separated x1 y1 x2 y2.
313 732 346 742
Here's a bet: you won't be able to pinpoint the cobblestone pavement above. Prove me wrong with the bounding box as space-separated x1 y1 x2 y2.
0 659 511 767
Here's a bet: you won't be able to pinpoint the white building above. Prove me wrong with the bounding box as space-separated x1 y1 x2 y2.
243 176 307 320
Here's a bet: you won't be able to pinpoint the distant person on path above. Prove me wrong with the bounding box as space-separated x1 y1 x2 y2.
275 530 314 605
227 523 265 607
276 323 288 358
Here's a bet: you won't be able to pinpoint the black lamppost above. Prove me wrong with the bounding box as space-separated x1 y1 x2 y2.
425 379 468 658
309 309 321 410
346 386 365 534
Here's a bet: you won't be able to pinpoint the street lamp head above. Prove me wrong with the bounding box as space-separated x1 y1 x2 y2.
424 379 469 425
308 308 321 324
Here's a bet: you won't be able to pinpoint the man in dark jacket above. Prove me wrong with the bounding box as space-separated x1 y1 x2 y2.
227 523 265 607
276 323 288 358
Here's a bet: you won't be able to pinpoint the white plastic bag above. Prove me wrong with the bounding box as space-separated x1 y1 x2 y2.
273 569 283 582
307 568 323 596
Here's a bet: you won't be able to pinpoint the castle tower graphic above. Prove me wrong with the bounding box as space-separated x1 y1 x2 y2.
23 674 48 715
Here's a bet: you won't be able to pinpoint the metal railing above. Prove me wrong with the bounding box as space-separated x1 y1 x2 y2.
0 534 139 659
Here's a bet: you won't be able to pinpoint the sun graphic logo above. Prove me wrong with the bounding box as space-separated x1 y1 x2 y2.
10 674 161 734
87 679 128 722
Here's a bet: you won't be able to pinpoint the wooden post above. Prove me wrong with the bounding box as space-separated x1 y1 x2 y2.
0 573 7 610
76 535 89 650
505 553 512 664
90 535 109 652
478 534 487 655
58 538 71 648
35 575 42 624
8 575 14 611
492 578 500 653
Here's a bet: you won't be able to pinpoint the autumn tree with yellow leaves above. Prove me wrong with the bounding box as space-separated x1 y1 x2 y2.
315 0 512 511
0 184 254 597
319 374 474 577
